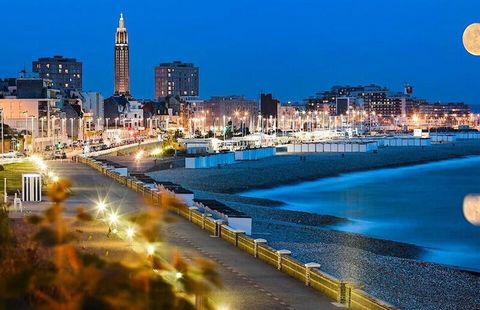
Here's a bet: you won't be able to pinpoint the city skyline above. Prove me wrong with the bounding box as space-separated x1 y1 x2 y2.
1 0 480 107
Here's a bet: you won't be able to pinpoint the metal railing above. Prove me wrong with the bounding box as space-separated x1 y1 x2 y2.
77 156 397 310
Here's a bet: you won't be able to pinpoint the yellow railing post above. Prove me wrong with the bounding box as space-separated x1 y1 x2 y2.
253 238 267 258
340 280 359 307
201 213 211 230
276 250 291 270
213 219 224 237
304 263 321 286
188 206 199 222
232 229 245 247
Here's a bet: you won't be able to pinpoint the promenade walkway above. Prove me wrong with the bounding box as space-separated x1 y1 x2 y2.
50 161 339 310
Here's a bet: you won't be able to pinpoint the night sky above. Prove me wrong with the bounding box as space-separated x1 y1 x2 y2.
1 0 480 107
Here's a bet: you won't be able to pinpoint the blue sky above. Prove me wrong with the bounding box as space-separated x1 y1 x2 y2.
1 0 480 107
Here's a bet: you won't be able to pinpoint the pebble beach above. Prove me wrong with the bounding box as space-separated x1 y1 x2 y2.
148 140 480 310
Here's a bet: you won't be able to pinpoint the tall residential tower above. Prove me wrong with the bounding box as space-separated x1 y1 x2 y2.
114 13 130 96
33 56 82 94
154 61 199 99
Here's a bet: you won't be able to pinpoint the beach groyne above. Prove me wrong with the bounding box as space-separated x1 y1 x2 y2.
78 155 397 310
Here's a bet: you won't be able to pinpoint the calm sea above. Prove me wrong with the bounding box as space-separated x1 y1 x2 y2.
243 156 480 271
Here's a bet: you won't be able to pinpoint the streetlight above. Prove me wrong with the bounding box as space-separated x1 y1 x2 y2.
115 117 119 130
0 108 3 154
40 117 45 138
223 115 226 140
70 118 75 140
105 118 110 131
62 118 67 138
51 116 56 146
30 116 36 151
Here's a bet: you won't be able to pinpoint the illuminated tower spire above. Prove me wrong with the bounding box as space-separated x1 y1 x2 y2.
114 12 130 96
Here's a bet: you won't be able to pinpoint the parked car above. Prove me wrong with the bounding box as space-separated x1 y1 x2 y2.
54 150 67 159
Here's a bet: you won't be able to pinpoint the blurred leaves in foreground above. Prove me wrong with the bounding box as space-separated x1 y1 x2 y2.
0 179 221 309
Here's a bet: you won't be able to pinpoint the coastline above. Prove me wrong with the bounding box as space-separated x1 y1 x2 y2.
149 140 480 194
148 140 480 309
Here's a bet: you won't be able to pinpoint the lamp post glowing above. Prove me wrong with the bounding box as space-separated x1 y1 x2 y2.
51 116 57 147
69 118 74 141
146 244 155 256
62 118 67 139
126 226 135 239
96 202 107 213
0 108 4 154
108 210 119 226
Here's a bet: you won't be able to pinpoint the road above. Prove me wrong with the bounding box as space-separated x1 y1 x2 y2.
50 161 340 310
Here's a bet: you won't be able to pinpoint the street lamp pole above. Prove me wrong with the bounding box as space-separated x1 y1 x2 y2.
70 118 74 140
0 108 3 154
223 115 226 140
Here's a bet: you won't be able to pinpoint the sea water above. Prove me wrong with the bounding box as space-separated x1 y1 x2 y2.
243 156 480 271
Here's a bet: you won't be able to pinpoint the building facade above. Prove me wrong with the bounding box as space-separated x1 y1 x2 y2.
260 93 280 119
305 84 424 118
104 96 143 129
32 56 82 94
0 75 62 150
114 13 130 96
200 96 258 128
154 61 199 98
418 102 471 117
81 92 105 121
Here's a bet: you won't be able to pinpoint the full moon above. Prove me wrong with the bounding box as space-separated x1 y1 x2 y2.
463 195 480 226
463 23 480 56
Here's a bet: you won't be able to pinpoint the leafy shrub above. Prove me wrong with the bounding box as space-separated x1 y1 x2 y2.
0 179 221 309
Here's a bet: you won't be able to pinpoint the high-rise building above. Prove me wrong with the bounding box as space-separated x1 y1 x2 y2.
260 93 280 119
114 13 130 96
154 61 199 99
32 55 82 94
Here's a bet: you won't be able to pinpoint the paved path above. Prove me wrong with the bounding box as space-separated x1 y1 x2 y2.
48 161 339 310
